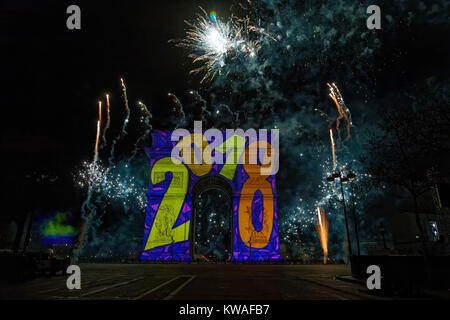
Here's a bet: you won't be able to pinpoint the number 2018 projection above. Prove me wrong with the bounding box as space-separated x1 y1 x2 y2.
140 130 281 261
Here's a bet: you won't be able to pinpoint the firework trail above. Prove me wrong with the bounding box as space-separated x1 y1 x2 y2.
314 107 332 126
328 83 352 141
138 101 152 121
102 94 111 147
109 78 132 167
76 80 135 259
98 100 102 126
190 90 210 121
168 92 185 119
75 93 150 259
315 207 329 264
74 190 95 260
330 129 337 172
90 101 103 177
218 104 239 123
232 1 277 43
75 101 102 260
92 120 101 174
128 101 153 163
120 78 131 137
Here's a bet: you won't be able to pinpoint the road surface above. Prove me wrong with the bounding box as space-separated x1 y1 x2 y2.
1 263 382 300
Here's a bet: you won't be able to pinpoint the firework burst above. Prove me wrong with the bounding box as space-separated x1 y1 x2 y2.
75 160 147 211
170 7 265 83
73 79 152 259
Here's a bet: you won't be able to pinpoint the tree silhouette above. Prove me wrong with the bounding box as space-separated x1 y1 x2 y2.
362 85 450 256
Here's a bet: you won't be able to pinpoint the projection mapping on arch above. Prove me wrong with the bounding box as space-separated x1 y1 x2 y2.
141 130 281 262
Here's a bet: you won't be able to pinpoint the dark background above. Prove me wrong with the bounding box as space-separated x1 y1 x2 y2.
1 1 237 218
1 0 449 227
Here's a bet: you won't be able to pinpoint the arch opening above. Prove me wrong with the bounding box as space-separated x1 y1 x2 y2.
190 175 233 262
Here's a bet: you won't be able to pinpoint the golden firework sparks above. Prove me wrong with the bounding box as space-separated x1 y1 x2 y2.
330 129 337 172
316 207 329 264
102 94 111 145
91 101 102 177
328 83 352 141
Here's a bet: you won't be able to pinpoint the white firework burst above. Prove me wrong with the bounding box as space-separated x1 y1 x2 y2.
171 7 263 83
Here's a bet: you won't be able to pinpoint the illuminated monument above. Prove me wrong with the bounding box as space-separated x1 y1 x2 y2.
140 130 281 262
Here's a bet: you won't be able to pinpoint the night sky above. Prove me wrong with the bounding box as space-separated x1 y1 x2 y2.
2 1 228 170
1 0 449 256
2 1 233 215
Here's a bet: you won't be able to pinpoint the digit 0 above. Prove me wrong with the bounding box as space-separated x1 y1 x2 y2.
238 141 274 249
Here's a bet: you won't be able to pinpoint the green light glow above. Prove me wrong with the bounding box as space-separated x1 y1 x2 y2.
41 212 78 237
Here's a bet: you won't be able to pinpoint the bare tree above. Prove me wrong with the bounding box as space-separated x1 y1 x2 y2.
362 86 450 256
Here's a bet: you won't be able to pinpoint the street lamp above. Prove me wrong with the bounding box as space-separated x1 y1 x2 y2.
346 171 361 256
327 171 353 257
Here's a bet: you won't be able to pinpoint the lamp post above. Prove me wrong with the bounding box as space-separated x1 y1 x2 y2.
347 171 361 256
327 171 353 257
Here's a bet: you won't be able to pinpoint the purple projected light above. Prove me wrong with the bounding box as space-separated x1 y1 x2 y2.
141 130 281 262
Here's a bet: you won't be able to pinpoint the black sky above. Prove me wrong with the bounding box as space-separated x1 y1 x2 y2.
2 1 237 170
1 0 449 218
1 1 235 214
